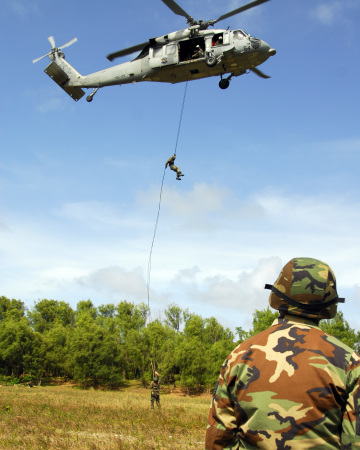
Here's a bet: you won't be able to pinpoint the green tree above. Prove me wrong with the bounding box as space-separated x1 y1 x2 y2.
145 319 167 376
41 323 72 379
115 301 149 341
76 300 97 320
320 311 360 352
98 303 116 319
68 310 123 388
0 296 25 321
159 327 178 384
164 303 183 332
25 331 47 384
28 299 75 333
205 339 235 388
236 308 279 342
125 328 148 384
183 313 204 339
175 335 207 391
204 317 234 345
0 314 35 377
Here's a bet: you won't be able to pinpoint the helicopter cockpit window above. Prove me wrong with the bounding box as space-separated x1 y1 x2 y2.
212 33 224 46
233 30 247 40
153 47 163 58
166 44 177 55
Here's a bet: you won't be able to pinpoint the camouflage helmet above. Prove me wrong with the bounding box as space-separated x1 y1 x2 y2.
265 257 345 320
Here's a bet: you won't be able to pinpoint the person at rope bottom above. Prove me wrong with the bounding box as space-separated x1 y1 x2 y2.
205 257 360 449
165 154 184 180
150 371 161 409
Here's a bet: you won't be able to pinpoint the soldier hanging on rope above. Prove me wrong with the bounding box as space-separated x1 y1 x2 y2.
165 154 184 180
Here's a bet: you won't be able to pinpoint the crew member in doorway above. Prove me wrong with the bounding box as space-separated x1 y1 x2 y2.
213 36 223 46
192 45 204 58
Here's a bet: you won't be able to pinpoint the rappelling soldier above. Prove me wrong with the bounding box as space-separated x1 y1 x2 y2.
165 154 184 180
150 371 161 409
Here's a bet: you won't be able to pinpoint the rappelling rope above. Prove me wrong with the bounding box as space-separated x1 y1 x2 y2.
174 80 188 157
147 167 166 306
146 81 188 306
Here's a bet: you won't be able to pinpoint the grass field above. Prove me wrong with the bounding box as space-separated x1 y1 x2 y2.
0 383 211 449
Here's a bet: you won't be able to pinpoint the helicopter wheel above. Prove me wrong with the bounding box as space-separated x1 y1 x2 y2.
219 79 230 89
86 95 93 102
206 56 217 67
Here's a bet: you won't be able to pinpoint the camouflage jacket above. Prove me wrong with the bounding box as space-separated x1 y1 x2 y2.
150 380 161 396
205 315 360 449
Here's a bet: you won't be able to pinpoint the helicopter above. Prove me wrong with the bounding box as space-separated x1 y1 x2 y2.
32 0 276 102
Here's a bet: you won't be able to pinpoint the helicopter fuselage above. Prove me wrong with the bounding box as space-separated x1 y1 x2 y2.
35 0 275 101
49 28 275 93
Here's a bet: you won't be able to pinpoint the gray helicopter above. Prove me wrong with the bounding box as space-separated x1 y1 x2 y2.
33 0 276 102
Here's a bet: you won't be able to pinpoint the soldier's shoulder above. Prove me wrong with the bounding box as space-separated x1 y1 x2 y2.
321 330 358 355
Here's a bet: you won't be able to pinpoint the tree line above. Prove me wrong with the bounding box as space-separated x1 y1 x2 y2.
0 296 359 389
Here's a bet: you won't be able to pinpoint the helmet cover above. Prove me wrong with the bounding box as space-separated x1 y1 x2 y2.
267 257 344 320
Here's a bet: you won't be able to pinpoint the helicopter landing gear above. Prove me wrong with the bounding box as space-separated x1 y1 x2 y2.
205 51 217 67
219 74 233 90
206 56 217 67
219 79 229 89
86 87 100 102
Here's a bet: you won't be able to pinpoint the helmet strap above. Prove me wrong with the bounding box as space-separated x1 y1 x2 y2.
264 284 345 311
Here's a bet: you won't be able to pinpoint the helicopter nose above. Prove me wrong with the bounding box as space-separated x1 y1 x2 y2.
260 40 276 56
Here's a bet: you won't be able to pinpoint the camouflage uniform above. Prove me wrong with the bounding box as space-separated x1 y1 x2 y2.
165 155 184 181
150 376 161 409
205 258 360 449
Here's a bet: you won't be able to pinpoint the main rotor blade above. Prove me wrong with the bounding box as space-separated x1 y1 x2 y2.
213 0 270 25
161 0 193 21
251 67 270 78
59 37 78 50
106 41 148 62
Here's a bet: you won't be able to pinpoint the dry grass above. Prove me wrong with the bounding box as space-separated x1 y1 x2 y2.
0 383 211 449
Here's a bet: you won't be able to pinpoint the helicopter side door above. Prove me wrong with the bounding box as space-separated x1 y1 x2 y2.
149 43 179 69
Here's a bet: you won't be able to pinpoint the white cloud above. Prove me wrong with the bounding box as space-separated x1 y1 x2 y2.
354 285 360 300
104 157 130 169
76 266 148 300
177 266 201 281
137 182 231 231
310 1 359 25
8 0 38 17
311 2 340 25
54 201 126 227
176 256 281 312
1 182 359 331
36 97 67 113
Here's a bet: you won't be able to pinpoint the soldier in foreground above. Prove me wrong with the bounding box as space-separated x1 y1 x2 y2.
205 257 360 449
150 371 161 409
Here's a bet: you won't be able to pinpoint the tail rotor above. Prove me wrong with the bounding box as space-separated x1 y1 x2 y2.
32 36 78 64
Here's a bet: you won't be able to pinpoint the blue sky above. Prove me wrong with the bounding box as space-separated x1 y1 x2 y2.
1 0 359 333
